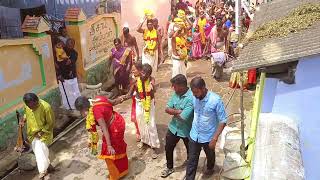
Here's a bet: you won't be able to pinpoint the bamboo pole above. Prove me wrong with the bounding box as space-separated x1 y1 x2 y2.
245 72 266 180
240 72 246 159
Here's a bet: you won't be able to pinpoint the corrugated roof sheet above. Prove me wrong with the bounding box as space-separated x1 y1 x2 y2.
233 0 320 71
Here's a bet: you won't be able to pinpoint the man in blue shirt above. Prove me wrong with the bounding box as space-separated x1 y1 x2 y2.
161 74 194 178
186 77 227 180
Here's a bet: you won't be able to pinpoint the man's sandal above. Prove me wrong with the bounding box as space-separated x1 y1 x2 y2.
161 168 174 178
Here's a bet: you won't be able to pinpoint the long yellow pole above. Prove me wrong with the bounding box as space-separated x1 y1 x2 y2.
245 72 266 180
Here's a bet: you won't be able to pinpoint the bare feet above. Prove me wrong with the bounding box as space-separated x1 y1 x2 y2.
137 142 144 149
152 148 158 159
38 171 48 180
136 134 141 142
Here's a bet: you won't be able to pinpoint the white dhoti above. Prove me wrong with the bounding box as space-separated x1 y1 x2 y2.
58 78 81 110
172 57 187 78
167 23 174 58
168 37 172 58
136 98 160 149
211 52 226 79
32 138 50 174
142 50 158 77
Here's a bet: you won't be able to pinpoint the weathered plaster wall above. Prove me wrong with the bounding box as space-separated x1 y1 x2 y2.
260 56 320 180
66 13 120 84
0 35 59 150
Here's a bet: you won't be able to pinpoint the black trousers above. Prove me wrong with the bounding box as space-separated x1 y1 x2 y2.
186 139 216 180
165 130 189 169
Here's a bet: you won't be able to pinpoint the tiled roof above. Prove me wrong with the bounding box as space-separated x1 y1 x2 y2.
21 15 41 30
233 0 320 71
65 8 82 20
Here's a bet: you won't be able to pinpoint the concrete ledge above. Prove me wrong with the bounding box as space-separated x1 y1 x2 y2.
0 151 19 178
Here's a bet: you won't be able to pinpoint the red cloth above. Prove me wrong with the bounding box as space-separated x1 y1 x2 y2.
92 96 127 156
91 96 128 179
248 69 257 84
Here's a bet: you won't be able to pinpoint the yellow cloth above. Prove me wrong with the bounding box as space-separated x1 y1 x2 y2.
174 18 187 29
55 47 68 62
197 18 207 44
230 31 238 42
143 29 158 55
177 10 186 19
175 36 188 60
24 99 54 145
144 9 154 20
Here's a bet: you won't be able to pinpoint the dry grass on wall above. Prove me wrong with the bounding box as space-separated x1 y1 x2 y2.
247 3 320 43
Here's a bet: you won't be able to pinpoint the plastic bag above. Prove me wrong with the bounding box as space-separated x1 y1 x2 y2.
32 138 50 173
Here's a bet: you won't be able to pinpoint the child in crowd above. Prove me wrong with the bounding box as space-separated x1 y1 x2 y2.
129 61 143 142
186 29 193 59
192 25 202 59
55 39 69 62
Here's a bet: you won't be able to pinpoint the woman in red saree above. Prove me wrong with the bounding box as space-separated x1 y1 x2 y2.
75 96 128 180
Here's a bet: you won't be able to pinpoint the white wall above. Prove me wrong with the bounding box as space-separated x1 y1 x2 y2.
260 55 320 180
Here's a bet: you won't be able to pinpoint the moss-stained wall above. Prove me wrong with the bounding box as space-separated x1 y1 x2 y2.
66 13 120 83
0 35 59 150
86 58 114 86
0 88 60 150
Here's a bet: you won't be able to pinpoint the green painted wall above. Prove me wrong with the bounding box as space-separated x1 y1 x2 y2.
86 58 113 86
0 88 60 150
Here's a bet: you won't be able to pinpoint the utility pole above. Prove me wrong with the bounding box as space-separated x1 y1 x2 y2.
235 0 246 160
235 0 241 36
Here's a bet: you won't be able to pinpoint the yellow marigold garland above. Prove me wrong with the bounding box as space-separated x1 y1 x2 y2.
176 36 188 61
86 107 99 155
137 77 151 123
143 29 157 56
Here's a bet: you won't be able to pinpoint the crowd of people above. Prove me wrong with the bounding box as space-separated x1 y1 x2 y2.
111 0 257 92
16 1 261 180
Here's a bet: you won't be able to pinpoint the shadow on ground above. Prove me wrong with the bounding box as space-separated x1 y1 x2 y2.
47 160 90 180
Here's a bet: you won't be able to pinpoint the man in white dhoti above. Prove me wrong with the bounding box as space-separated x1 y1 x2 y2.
56 38 81 110
20 93 55 179
121 63 160 159
137 17 158 77
167 21 175 58
209 20 228 80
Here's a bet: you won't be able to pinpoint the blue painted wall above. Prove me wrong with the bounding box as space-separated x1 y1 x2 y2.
260 55 320 180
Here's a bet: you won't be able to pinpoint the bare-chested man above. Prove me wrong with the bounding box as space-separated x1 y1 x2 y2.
121 27 140 61
153 18 164 65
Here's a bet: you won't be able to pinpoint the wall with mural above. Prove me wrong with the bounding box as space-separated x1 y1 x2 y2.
66 13 120 84
86 15 118 68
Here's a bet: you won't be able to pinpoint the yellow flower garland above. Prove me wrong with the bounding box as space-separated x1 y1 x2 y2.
86 107 95 130
176 36 188 60
137 77 152 123
86 107 99 155
143 29 158 56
